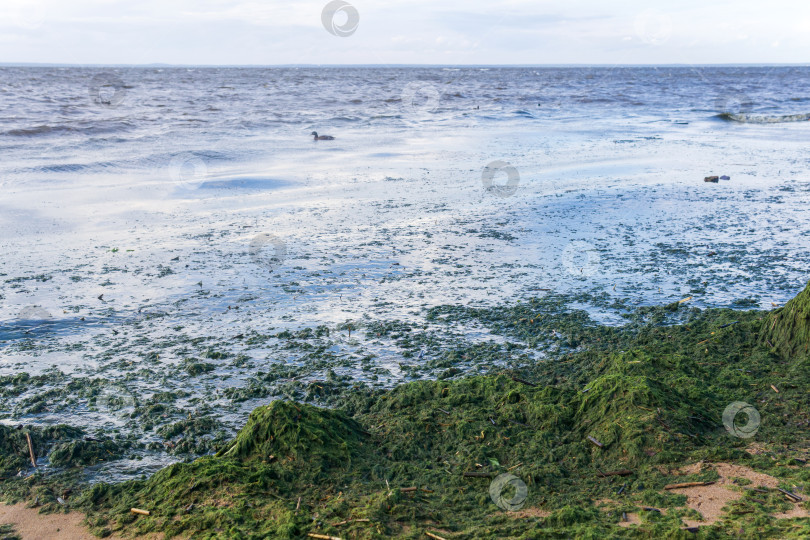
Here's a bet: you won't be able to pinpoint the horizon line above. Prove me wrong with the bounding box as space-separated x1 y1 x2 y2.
2 62 809 69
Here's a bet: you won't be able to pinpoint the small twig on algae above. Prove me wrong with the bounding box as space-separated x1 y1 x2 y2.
664 481 715 490
777 488 803 502
587 436 604 448
332 518 371 526
462 471 491 478
510 376 537 387
307 534 342 540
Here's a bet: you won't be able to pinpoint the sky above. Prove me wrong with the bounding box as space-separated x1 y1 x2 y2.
1 0 808 65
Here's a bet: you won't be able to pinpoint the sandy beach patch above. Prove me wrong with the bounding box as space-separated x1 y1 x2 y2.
670 462 808 525
508 507 551 519
617 512 642 527
0 503 110 540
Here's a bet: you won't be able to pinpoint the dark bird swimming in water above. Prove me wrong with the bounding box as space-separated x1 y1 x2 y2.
311 131 335 140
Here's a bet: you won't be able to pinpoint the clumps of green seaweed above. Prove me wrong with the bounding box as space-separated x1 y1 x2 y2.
48 439 124 468
0 523 21 540
48 284 809 538
0 424 85 476
0 423 129 512
216 400 366 471
3 284 810 538
763 281 810 360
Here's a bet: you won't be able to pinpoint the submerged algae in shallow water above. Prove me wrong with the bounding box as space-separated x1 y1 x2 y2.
0 425 85 476
48 439 124 468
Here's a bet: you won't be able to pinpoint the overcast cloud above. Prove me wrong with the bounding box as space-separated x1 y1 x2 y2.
0 0 808 65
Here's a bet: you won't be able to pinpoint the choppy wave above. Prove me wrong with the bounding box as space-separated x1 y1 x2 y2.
1 66 809 179
4 121 135 137
717 112 810 124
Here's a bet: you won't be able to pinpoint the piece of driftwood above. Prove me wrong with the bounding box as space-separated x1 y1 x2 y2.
777 488 803 502
425 532 447 540
25 433 36 468
131 508 150 516
664 481 715 490
307 534 342 540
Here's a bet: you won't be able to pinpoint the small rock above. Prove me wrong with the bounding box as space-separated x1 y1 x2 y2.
704 176 719 183
720 175 731 180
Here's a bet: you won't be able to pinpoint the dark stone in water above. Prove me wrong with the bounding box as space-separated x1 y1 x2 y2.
704 176 719 183
720 175 731 180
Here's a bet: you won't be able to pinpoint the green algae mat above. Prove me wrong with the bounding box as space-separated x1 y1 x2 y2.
3 284 810 538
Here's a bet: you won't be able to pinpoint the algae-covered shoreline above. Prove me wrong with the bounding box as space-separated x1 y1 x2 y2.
2 284 810 538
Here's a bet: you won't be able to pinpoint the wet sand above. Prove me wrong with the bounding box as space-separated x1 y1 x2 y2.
0 503 114 540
